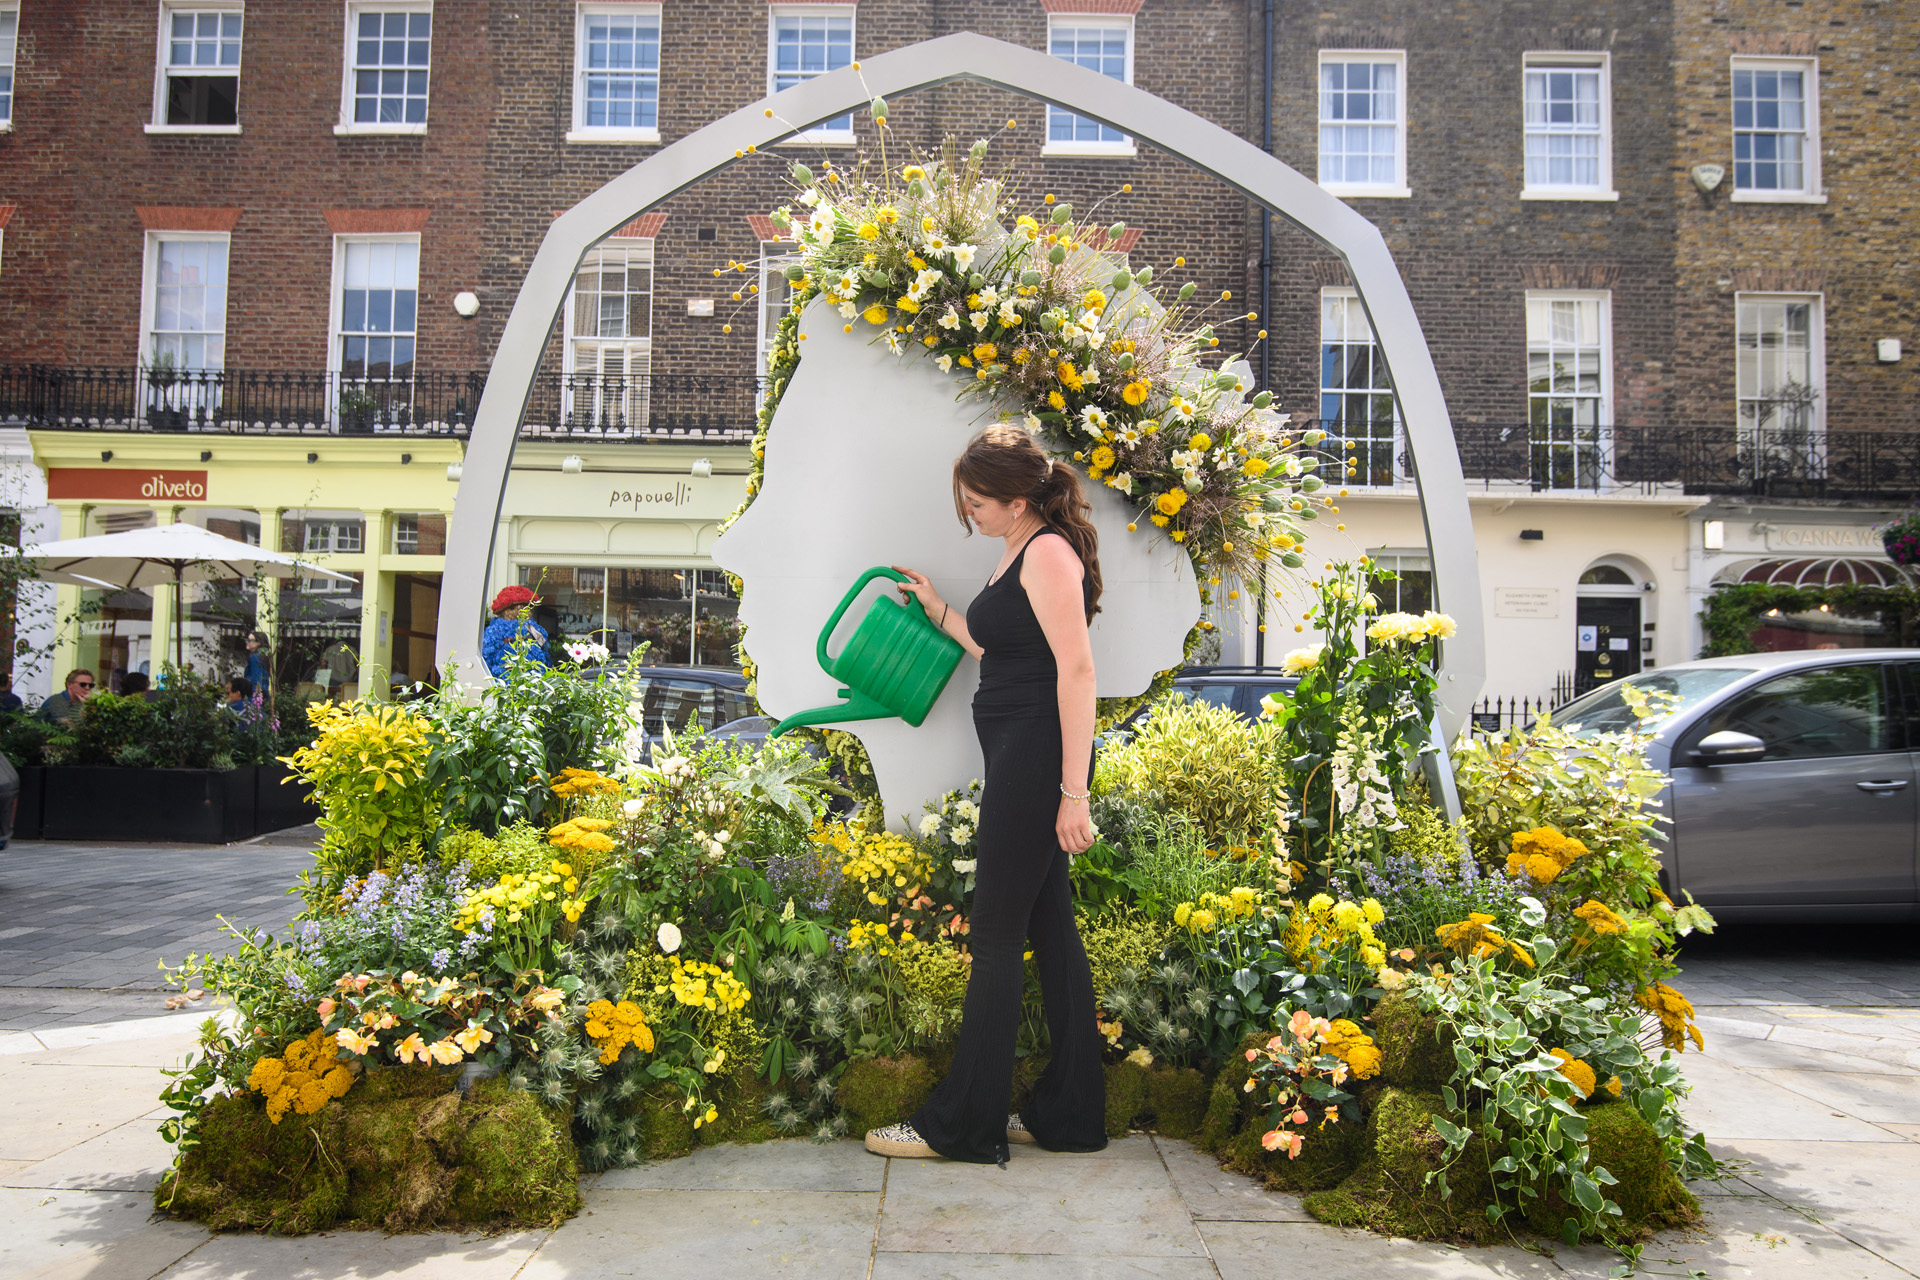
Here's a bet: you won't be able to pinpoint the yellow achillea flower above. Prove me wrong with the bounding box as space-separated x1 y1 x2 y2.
584 998 655 1064
1435 913 1534 967
248 1029 355 1124
1636 982 1705 1051
1573 899 1627 935
1505 826 1589 885
551 767 620 798
1322 1018 1382 1079
1549 1048 1597 1098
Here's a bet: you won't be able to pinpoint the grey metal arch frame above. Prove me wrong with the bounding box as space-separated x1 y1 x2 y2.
436 30 1487 738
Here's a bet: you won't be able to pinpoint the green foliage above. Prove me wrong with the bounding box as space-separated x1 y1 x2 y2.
1080 909 1172 1004
435 821 550 882
1098 696 1279 843
282 700 440 893
1407 925 1715 1247
143 667 240 768
1262 562 1446 876
63 691 155 765
1452 691 1714 1007
1123 815 1255 920
421 645 641 833
0 710 59 767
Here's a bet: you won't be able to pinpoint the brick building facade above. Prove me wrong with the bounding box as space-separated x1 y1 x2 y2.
1 1 1916 700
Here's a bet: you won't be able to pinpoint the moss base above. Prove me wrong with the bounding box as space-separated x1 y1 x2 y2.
158 1067 579 1234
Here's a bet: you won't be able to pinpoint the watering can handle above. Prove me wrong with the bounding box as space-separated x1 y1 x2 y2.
817 566 914 670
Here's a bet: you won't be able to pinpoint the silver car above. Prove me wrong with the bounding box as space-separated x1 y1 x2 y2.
1549 650 1920 923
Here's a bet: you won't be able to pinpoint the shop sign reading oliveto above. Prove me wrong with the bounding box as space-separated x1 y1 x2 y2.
47 468 209 502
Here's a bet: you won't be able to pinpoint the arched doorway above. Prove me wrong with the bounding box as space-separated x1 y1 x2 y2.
1575 556 1648 692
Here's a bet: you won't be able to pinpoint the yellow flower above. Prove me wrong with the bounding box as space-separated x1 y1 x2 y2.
1280 645 1322 675
1189 432 1211 450
1120 379 1151 406
1082 288 1108 313
1150 513 1169 527
1573 899 1627 935
1549 1048 1597 1098
896 295 921 313
902 165 925 181
863 304 890 326
973 342 998 363
1188 907 1217 933
1173 902 1193 928
1155 489 1189 517
1090 445 1116 472
1047 390 1066 410
1504 827 1589 885
1242 456 1270 477
1420 611 1458 640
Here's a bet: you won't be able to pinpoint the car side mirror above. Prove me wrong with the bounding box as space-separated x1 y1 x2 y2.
1691 730 1767 765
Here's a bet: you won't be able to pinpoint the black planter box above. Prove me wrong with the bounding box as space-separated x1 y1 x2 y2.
255 761 320 834
14 765 45 840
40 765 258 843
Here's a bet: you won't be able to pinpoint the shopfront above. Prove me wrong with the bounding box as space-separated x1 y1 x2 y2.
29 433 461 699
1686 502 1910 653
493 445 751 667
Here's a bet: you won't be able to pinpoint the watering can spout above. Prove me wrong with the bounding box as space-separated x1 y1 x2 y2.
766 566 966 739
769 688 895 737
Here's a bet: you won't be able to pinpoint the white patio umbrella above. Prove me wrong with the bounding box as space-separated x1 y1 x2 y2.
9 522 357 670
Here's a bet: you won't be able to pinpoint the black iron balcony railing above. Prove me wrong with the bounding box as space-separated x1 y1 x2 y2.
0 365 761 444
1322 418 1920 502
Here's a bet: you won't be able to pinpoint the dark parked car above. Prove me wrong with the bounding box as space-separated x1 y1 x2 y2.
583 663 758 762
0 751 16 849
1550 650 1920 922
1111 667 1302 737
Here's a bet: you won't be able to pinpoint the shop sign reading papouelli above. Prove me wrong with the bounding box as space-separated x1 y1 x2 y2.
48 468 208 502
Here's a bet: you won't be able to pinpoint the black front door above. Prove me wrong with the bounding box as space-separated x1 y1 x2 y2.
1576 597 1641 689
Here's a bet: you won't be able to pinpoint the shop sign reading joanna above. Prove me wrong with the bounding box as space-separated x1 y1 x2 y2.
47 468 209 502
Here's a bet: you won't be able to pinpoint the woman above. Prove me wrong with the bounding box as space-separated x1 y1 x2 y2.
481 585 550 679
243 631 271 695
866 424 1108 1166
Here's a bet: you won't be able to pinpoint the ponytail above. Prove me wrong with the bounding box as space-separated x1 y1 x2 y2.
952 426 1104 619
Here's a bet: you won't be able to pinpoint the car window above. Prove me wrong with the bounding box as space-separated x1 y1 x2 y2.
637 678 719 736
1692 664 1893 760
717 687 758 724
1181 683 1241 710
1555 667 1755 738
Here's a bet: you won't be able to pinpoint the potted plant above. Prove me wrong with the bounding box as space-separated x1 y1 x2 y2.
143 351 188 432
1881 510 1920 566
337 386 381 435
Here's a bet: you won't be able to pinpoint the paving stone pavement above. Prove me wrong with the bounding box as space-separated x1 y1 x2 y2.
0 829 316 1033
0 867 1912 1280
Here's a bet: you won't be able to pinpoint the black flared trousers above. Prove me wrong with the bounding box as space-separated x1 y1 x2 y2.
910 712 1108 1164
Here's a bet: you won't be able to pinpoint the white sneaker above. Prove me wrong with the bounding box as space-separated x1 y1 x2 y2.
1006 1113 1037 1145
865 1121 937 1157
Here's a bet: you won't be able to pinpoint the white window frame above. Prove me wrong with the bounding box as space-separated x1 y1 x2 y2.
1525 290 1613 491
334 0 433 136
756 239 801 381
767 5 855 146
0 2 19 133
1042 14 1136 159
1735 291 1826 435
1318 286 1404 487
566 2 662 144
326 233 422 425
561 235 656 432
1729 56 1824 203
138 230 231 370
147 0 245 134
1316 50 1409 199
1520 53 1616 201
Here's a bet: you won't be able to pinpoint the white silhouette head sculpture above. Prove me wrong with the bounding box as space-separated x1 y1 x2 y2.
713 295 1199 823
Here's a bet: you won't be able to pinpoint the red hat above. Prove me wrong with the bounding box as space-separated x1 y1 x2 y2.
491 585 538 612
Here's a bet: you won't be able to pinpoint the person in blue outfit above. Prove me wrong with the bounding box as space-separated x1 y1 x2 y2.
481 585 549 678
243 631 272 694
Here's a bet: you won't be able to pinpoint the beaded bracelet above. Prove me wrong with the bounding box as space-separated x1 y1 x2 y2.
1059 783 1091 803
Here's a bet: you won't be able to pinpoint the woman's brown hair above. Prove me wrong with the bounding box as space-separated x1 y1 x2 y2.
952 425 1103 618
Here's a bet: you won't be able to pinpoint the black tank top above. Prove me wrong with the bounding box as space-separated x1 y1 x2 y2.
967 528 1093 718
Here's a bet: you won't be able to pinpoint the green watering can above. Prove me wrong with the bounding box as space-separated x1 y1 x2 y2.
770 567 964 737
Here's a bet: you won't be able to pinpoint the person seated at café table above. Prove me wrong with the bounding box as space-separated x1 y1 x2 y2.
36 668 95 724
